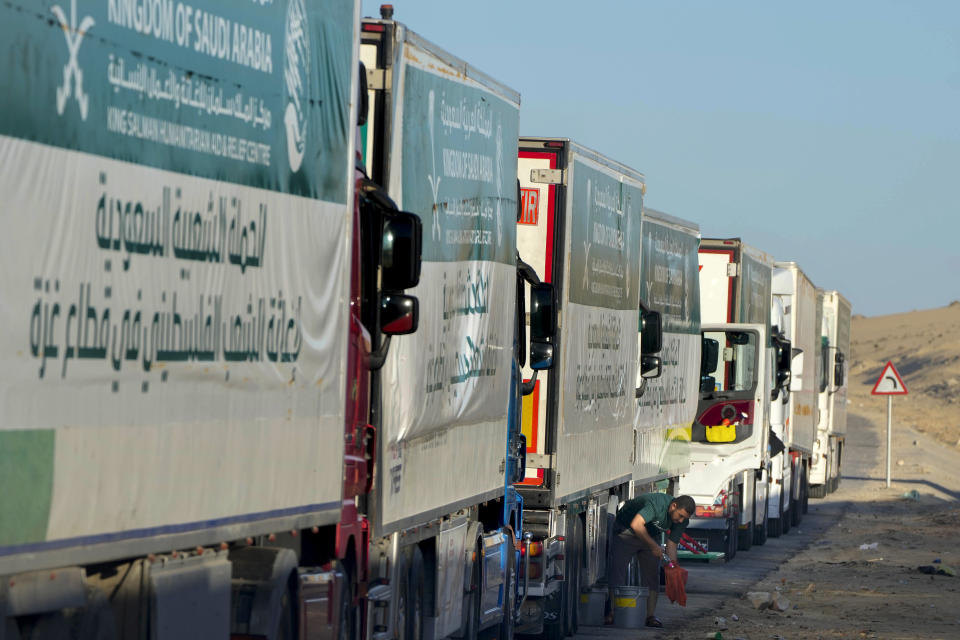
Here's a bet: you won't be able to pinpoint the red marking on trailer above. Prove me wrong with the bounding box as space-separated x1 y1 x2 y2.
518 150 557 283
519 188 539 225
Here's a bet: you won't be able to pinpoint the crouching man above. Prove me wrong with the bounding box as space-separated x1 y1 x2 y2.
606 493 695 628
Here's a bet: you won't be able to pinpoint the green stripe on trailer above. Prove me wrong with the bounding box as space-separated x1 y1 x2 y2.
0 430 55 545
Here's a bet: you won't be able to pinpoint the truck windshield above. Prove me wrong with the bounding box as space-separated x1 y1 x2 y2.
702 330 758 392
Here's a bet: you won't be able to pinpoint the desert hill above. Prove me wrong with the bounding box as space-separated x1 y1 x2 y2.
849 301 960 447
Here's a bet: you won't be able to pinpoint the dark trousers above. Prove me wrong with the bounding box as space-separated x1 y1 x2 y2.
607 522 661 618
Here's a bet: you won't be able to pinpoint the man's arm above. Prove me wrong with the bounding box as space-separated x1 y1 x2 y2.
665 539 679 566
629 513 663 557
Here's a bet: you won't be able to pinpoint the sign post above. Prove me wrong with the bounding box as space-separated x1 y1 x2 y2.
871 361 908 488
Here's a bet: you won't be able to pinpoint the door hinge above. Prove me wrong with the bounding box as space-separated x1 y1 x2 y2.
530 168 564 185
366 67 391 91
726 262 740 277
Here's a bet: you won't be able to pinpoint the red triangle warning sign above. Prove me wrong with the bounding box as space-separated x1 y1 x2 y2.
871 361 908 396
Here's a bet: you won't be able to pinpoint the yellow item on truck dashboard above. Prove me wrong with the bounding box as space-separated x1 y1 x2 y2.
705 423 737 442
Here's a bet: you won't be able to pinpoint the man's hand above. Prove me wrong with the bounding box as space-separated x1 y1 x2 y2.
665 540 679 566
629 513 664 558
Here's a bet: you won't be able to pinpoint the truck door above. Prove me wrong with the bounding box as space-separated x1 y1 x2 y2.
516 147 562 485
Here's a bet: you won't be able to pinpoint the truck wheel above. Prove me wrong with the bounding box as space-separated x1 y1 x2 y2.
768 485 784 538
498 543 516 640
801 464 810 515
781 492 791 534
337 561 358 640
408 547 426 640
564 517 583 636
790 463 804 527
464 545 481 640
541 586 565 640
809 483 827 498
724 518 738 561
395 551 410 640
752 475 768 546
737 484 753 552
753 507 768 546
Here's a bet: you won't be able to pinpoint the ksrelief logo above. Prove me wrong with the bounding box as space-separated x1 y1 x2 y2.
52 0 94 121
283 0 310 173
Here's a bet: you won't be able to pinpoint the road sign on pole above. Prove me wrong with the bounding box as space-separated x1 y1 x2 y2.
871 361 908 396
871 361 907 488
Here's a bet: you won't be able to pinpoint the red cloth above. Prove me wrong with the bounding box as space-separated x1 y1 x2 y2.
664 564 688 606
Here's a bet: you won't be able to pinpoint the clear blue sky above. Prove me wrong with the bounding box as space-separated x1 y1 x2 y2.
362 1 959 316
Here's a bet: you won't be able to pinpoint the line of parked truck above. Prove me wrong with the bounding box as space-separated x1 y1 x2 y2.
0 3 851 639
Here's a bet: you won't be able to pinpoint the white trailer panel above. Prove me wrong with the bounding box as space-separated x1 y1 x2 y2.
824 291 851 437
370 26 522 535
0 0 360 573
773 263 819 454
517 140 644 503
633 209 700 486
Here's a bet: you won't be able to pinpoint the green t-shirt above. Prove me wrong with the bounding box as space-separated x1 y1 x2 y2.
615 493 688 543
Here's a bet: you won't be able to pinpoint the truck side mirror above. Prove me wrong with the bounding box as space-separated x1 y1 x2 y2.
530 342 554 371
381 211 422 291
834 351 845 386
641 354 662 379
640 308 662 355
701 338 719 376
777 369 792 392
529 283 556 341
529 282 556 370
380 294 418 335
700 375 716 393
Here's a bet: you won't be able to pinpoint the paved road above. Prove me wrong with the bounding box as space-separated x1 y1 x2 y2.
573 412 880 637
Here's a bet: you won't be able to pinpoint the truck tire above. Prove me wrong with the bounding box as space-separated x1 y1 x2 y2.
498 544 516 640
541 586 565 640
801 464 810 515
768 485 785 538
737 483 753 552
725 518 738 562
396 552 411 640
408 547 426 640
790 485 802 527
809 483 827 498
753 507 768 546
781 492 791 534
564 517 583 636
337 561 358 640
752 475 768 546
463 545 481 640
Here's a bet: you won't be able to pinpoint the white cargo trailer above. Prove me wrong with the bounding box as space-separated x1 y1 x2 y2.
515 138 649 637
360 13 547 640
811 290 851 497
632 209 700 491
769 262 819 533
0 1 380 637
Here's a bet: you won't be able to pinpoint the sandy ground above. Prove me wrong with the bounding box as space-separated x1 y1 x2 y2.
669 408 960 640
848 302 960 448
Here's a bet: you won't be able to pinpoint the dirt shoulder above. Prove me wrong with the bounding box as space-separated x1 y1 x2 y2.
670 410 960 640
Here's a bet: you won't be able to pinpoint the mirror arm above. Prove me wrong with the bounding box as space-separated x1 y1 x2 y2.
635 377 647 399
517 253 542 286
365 334 392 371
359 176 399 212
521 370 538 396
